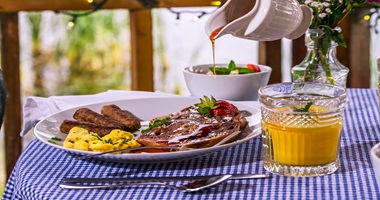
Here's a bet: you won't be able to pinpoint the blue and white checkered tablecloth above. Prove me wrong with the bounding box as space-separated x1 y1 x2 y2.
2 89 380 199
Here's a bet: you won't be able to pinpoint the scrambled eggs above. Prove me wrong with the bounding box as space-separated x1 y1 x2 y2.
63 127 141 152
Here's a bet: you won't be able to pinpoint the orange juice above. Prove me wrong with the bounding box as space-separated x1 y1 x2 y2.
259 82 347 176
262 119 342 166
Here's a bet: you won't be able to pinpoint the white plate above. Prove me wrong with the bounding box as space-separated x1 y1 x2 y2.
34 97 261 163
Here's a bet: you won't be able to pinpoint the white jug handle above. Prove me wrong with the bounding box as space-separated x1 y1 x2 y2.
285 5 313 40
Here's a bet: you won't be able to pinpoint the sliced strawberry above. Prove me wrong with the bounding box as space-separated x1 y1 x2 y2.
195 96 239 116
212 108 228 116
211 100 239 116
216 100 229 107
246 64 261 72
223 104 239 115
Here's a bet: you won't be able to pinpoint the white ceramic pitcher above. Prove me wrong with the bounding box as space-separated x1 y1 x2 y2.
205 0 312 41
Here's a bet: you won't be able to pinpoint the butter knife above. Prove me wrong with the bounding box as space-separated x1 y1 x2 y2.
62 173 270 183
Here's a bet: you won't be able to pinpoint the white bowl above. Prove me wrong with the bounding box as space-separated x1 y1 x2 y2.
370 143 380 185
183 64 272 101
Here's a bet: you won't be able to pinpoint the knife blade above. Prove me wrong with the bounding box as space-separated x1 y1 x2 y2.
62 173 270 183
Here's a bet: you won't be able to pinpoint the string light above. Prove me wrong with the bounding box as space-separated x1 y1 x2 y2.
369 9 380 34
168 6 221 24
175 13 181 25
55 0 108 28
210 1 222 6
192 16 200 21
67 16 77 28
56 0 223 27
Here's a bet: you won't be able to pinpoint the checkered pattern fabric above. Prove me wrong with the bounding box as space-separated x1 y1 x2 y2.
2 89 380 199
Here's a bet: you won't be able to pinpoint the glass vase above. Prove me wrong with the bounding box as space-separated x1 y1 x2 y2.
292 28 349 88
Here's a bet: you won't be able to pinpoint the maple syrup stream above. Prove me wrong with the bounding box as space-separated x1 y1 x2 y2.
208 0 255 74
209 26 225 74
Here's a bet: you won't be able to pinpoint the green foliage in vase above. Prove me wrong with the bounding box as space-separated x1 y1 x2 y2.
298 0 372 47
295 0 379 84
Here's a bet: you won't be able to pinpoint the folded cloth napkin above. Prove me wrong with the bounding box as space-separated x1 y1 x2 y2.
21 90 260 136
20 90 177 136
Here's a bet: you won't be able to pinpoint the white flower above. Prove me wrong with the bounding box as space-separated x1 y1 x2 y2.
325 8 332 14
305 0 312 4
311 2 322 8
323 2 330 7
319 13 327 18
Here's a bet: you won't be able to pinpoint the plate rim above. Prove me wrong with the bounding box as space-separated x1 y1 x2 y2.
33 96 262 162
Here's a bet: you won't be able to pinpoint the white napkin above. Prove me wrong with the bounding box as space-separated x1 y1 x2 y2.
21 90 260 136
21 90 177 136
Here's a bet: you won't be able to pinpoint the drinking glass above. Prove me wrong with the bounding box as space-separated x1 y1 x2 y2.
259 82 347 177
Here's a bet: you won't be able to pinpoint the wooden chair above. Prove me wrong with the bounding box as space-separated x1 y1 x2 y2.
0 0 372 181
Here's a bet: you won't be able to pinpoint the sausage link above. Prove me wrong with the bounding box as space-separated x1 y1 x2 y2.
101 104 141 131
73 108 125 129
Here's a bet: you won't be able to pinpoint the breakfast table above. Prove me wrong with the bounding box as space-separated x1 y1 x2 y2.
2 88 380 199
